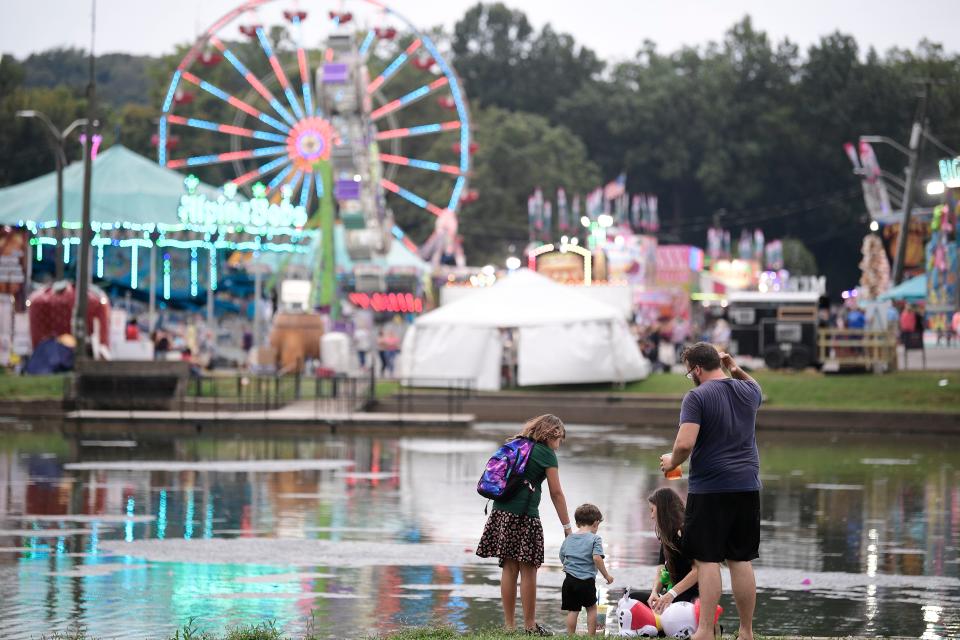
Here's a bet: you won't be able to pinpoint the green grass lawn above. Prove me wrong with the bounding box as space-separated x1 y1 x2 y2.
0 372 67 399
525 370 960 413
38 624 883 640
627 370 960 413
0 371 395 403
3 369 957 413
382 631 853 640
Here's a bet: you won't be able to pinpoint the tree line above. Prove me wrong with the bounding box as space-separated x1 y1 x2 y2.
2 2 959 292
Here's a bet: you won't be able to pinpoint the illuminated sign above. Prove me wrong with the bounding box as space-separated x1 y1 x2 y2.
348 292 423 313
528 242 593 285
711 259 759 290
939 157 960 187
177 176 309 229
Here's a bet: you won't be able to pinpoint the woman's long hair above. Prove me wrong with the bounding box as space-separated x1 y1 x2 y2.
648 487 686 582
513 414 566 444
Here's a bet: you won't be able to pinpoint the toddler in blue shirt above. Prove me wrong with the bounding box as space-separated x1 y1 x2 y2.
559 503 614 636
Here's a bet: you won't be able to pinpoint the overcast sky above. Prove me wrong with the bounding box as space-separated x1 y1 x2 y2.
3 0 958 62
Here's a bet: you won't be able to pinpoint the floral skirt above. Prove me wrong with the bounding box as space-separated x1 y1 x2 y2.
476 509 544 567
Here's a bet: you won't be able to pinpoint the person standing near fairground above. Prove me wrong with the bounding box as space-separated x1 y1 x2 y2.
659 343 762 640
476 414 571 636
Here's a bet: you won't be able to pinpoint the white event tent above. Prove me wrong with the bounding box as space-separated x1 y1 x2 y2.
400 269 650 390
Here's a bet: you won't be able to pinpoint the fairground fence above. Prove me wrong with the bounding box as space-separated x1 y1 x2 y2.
817 328 899 372
182 373 475 419
71 364 475 420
183 372 376 415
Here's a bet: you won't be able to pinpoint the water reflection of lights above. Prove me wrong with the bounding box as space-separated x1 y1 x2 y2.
921 604 943 640
865 528 879 632
125 496 136 542
88 522 99 556
865 584 878 629
2 431 959 639
204 500 215 539
156 490 168 540
184 491 195 540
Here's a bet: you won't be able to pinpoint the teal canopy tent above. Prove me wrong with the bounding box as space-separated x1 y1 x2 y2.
878 273 927 302
0 145 316 305
0 145 222 227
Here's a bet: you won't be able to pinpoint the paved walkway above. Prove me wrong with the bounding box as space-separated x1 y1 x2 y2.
898 342 960 370
67 400 473 428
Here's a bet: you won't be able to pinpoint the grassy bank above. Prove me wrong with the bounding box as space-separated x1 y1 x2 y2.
0 372 400 403
39 625 889 640
3 369 957 413
532 370 960 413
383 631 866 640
0 372 66 399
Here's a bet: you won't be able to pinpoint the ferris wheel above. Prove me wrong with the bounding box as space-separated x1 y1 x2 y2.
157 0 471 264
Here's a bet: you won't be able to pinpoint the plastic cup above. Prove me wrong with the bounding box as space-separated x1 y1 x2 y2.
663 453 682 480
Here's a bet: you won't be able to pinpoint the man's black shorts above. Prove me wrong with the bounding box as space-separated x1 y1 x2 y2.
683 491 760 563
561 573 597 611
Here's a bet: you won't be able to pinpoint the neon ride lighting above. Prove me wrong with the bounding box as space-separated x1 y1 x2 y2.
177 175 308 229
286 117 332 173
527 243 593 286
940 157 960 187
348 292 423 314
375 120 460 141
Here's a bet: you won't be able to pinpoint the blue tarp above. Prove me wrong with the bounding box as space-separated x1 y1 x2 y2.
24 339 74 374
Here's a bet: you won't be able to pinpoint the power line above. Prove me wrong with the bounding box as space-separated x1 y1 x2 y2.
659 187 862 233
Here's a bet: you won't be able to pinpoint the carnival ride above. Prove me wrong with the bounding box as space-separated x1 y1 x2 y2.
157 0 472 308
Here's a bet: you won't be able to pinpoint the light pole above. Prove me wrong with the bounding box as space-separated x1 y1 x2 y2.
74 0 97 363
15 111 88 281
859 82 932 285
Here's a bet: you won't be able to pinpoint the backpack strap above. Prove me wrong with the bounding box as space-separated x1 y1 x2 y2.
523 477 535 515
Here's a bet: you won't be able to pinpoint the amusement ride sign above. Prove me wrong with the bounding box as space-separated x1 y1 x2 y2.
177 175 309 230
940 156 960 187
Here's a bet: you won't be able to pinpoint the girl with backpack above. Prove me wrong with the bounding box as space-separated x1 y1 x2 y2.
476 414 572 635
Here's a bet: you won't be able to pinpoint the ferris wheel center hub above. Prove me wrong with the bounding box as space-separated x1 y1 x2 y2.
287 117 333 172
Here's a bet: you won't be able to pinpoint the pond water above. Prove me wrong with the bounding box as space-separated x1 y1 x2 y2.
0 422 957 639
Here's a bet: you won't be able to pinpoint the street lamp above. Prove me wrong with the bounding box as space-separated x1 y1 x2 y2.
16 110 89 281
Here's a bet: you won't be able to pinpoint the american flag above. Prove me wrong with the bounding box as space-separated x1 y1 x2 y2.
603 173 626 200
557 188 569 231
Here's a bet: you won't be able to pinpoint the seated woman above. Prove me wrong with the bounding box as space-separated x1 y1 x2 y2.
646 487 699 612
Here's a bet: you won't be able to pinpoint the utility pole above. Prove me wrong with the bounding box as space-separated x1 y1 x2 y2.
73 0 96 362
891 82 930 285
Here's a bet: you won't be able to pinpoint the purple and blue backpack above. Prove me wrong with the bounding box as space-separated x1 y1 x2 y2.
477 437 536 502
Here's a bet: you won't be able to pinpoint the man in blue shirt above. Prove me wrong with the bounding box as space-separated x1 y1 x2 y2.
660 342 762 640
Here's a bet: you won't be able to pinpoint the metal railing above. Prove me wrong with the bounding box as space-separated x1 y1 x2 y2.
392 377 476 418
177 371 374 419
67 366 475 422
